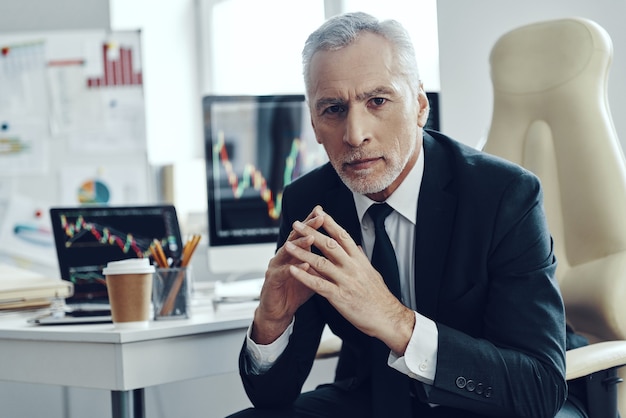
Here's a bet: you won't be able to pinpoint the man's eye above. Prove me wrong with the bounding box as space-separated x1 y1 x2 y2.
325 105 345 114
371 97 386 106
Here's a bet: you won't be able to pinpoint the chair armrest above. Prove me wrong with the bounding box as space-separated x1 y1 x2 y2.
316 331 342 359
566 340 626 380
560 251 626 341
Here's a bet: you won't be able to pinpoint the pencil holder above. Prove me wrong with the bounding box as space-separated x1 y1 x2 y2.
153 267 191 320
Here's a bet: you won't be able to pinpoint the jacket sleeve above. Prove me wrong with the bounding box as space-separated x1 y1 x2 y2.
237 183 327 409
421 171 567 418
238 298 326 409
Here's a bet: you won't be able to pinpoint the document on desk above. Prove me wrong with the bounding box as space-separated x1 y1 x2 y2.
213 278 263 304
0 263 73 310
211 278 262 315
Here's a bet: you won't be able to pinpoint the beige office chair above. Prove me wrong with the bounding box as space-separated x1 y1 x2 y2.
483 17 626 417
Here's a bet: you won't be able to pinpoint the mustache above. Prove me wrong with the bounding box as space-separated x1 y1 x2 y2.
343 150 380 164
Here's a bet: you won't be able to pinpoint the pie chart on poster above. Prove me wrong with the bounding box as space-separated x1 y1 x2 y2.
78 179 111 204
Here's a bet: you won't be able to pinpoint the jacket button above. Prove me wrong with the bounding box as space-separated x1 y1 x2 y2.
484 386 493 398
455 376 467 388
476 383 484 395
466 380 476 392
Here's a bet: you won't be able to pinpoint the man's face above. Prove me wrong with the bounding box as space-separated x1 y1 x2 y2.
308 32 429 201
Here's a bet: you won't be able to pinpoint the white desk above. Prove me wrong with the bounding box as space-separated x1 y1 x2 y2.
0 302 256 418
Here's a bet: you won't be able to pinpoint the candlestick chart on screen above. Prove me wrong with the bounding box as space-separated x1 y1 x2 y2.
58 213 177 286
212 131 303 222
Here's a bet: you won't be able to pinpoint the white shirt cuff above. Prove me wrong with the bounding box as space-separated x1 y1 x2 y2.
389 311 438 385
245 318 294 374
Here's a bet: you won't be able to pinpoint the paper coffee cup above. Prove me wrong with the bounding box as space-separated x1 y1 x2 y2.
103 258 155 329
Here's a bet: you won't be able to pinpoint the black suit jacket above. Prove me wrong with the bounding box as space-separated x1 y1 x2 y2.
239 131 567 417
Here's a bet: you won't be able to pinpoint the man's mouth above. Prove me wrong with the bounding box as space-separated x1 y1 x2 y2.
345 157 382 170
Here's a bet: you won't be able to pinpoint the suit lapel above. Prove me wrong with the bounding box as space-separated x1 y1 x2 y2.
321 180 363 245
415 134 457 319
314 139 458 320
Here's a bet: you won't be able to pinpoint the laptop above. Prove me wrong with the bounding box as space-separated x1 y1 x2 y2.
32 205 183 324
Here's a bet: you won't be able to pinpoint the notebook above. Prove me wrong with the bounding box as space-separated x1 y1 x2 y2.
39 205 184 324
0 263 73 311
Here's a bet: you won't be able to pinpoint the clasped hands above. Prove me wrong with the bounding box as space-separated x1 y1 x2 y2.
252 205 415 355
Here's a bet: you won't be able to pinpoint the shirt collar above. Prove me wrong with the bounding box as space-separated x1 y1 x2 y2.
353 143 424 225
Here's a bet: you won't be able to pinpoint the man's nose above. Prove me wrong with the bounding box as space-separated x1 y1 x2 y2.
343 107 370 147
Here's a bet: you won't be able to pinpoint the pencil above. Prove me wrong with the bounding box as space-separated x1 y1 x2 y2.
181 234 201 267
151 239 169 268
159 234 202 316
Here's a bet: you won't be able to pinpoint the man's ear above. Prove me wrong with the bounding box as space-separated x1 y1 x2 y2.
311 119 323 144
417 86 430 128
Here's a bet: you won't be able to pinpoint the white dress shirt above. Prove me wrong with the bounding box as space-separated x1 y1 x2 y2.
245 144 439 385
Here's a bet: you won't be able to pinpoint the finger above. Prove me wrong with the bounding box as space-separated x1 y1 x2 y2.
289 263 335 297
274 218 320 266
274 235 314 263
291 235 315 249
316 209 362 257
294 261 323 279
301 205 324 225
285 240 338 279
292 215 359 263
286 207 325 241
292 220 345 262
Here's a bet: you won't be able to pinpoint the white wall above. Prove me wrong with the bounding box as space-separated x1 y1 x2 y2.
109 0 204 164
437 0 626 150
0 0 110 32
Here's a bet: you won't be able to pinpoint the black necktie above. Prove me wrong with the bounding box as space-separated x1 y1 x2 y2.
367 203 411 418
368 203 401 298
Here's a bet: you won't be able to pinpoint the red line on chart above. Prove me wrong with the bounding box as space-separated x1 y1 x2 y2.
61 215 146 257
213 132 302 220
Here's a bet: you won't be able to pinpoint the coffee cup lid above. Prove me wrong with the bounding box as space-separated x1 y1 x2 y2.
102 258 156 275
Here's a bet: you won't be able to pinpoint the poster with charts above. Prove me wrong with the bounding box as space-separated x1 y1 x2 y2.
0 40 50 175
46 30 146 153
0 30 146 168
0 31 150 267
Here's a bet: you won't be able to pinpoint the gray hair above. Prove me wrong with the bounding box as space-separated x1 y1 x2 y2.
302 12 421 97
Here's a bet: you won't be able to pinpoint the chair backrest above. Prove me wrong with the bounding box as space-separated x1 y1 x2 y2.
483 17 626 285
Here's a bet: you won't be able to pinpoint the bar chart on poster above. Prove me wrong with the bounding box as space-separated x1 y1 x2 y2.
86 41 143 87
0 30 151 269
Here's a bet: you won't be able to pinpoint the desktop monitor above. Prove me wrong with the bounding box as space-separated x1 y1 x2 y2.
202 94 326 276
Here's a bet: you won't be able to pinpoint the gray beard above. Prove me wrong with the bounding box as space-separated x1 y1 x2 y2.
334 139 416 196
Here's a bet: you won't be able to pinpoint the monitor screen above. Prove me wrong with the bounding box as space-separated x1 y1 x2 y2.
202 94 326 275
49 205 183 303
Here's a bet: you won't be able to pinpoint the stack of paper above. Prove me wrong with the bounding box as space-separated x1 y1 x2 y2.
213 278 263 303
0 263 73 310
211 278 262 314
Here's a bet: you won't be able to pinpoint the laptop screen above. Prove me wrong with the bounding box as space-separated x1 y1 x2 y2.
49 205 183 304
